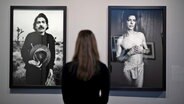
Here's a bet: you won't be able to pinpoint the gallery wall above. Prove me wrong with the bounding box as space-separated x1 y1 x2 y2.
0 0 184 104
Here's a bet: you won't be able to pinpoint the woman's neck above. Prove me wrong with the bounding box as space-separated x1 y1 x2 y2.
127 30 135 35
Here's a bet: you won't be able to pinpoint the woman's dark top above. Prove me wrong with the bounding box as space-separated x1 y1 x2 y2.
61 61 110 104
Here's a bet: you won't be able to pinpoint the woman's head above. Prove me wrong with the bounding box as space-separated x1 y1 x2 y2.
73 29 99 81
123 10 138 31
73 29 99 61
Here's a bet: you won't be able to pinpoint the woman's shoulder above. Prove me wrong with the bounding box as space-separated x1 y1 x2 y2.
136 31 144 36
62 61 75 74
118 35 124 40
117 35 124 45
97 61 109 72
63 61 73 68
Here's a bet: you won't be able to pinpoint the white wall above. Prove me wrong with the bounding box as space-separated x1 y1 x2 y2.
0 0 184 104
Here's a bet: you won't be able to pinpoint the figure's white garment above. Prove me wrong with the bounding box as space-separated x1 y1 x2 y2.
123 62 144 79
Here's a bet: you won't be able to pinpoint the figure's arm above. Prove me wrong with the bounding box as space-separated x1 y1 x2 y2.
21 34 31 63
48 35 55 69
116 37 129 62
143 42 150 54
141 33 150 54
135 33 150 54
21 34 43 68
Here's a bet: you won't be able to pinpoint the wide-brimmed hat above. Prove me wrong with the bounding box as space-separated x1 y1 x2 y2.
30 44 51 67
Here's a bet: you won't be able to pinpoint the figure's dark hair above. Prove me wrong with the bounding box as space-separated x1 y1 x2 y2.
33 13 49 31
123 10 138 22
72 29 99 81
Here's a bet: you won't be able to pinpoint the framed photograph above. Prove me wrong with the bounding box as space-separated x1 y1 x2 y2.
108 6 166 91
144 42 155 59
10 6 67 88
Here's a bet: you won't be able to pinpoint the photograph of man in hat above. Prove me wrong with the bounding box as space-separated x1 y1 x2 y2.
21 13 55 86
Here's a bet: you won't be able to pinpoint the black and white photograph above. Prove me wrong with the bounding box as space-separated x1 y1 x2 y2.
10 6 66 88
108 6 166 91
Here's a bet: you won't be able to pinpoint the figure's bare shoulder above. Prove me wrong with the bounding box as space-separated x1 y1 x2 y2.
118 35 124 40
136 31 144 36
136 32 145 39
117 35 124 45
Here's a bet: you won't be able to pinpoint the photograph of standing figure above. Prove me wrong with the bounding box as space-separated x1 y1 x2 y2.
116 11 150 88
10 6 66 88
108 6 166 90
21 13 55 86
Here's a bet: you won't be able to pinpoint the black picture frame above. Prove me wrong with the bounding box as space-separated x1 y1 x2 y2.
10 6 67 88
108 6 166 91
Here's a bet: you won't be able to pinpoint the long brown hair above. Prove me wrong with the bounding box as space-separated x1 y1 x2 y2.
73 29 99 81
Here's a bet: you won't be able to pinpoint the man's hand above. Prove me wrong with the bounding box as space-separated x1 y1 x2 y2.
28 60 42 68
